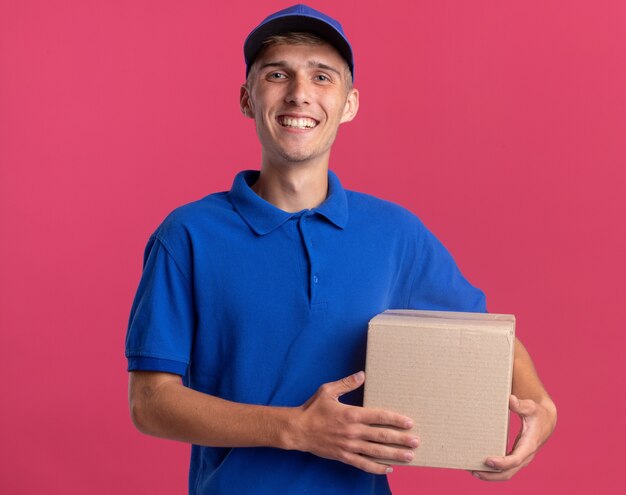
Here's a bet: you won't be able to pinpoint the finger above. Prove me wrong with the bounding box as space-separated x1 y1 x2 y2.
358 407 414 430
321 371 365 399
360 425 420 449
342 452 394 475
472 452 534 481
508 395 537 417
485 434 536 472
472 467 519 482
352 440 415 464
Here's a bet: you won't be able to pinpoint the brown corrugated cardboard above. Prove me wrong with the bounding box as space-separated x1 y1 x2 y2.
363 309 515 471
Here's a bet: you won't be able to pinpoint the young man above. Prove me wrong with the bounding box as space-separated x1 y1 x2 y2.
125 5 556 494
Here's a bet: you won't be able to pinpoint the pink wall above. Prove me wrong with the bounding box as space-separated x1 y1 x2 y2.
1 1 624 493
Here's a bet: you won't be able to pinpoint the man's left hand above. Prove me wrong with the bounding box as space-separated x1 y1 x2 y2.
471 394 557 481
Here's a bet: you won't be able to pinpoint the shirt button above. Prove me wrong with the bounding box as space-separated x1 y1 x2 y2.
313 275 319 284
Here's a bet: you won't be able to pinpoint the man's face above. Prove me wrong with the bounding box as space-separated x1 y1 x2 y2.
240 41 359 168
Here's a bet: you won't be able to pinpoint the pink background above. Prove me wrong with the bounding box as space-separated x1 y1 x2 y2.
1 1 624 493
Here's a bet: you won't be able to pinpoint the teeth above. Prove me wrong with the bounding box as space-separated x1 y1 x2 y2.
279 116 317 129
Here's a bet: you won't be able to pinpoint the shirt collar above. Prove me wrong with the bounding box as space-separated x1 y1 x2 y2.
228 170 349 236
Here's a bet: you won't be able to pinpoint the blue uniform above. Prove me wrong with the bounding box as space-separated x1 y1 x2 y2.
125 170 486 494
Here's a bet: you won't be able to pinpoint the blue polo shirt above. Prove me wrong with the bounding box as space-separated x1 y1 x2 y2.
125 170 486 494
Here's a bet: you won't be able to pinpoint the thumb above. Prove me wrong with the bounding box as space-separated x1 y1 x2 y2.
509 394 536 417
324 371 365 399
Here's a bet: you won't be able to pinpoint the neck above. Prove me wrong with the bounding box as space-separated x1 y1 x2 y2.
251 163 329 213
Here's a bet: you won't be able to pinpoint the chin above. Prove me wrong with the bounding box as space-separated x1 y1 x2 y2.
281 155 313 164
277 148 317 163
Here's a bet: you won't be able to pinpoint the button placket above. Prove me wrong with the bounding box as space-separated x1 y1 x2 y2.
298 214 319 305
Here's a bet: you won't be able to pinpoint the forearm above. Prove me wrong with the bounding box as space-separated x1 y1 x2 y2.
128 370 418 475
129 371 294 449
512 338 557 425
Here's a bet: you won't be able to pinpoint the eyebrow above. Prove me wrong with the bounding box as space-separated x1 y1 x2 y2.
258 60 342 76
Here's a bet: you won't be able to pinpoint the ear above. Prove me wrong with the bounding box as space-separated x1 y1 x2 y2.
240 84 255 119
340 87 360 124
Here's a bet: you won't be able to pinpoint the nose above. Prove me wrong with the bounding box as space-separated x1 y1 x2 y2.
285 74 310 105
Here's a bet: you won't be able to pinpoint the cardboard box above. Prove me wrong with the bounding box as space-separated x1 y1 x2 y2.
363 309 515 471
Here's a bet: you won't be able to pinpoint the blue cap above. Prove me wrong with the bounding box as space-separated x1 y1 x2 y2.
244 4 354 80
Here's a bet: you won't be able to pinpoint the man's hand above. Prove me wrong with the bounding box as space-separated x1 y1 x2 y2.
472 394 557 481
287 371 419 475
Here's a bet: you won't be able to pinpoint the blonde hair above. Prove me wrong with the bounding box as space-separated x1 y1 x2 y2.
260 32 327 49
247 32 353 90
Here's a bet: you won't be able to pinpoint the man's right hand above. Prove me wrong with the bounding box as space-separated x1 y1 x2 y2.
286 371 419 475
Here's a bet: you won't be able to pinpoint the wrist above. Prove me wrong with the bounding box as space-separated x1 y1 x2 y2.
539 397 558 430
276 406 303 451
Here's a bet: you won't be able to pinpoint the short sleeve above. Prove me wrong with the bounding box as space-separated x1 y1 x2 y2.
408 222 487 313
125 235 196 376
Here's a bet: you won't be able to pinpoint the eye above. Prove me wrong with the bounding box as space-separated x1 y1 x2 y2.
315 74 330 82
267 72 287 80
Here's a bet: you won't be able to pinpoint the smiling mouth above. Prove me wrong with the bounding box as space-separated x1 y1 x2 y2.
277 116 319 129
